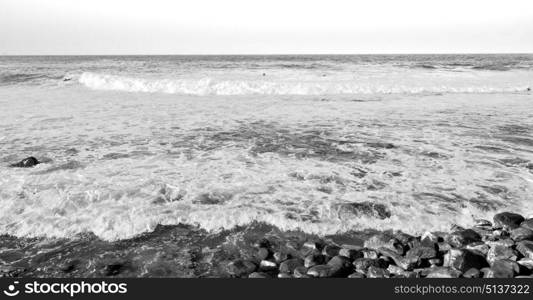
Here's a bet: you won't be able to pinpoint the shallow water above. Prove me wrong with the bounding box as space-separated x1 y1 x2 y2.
0 55 532 247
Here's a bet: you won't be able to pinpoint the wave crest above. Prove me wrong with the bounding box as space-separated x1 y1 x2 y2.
78 72 530 96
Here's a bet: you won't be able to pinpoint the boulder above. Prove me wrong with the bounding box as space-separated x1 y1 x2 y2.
9 156 40 168
259 260 277 272
494 212 525 230
446 229 482 247
256 247 270 260
362 249 379 259
443 249 488 272
273 251 289 263
322 245 341 257
348 272 366 278
353 258 387 273
339 248 363 260
510 227 533 242
293 266 308 278
487 245 516 264
521 218 533 231
366 266 389 278
516 240 533 259
483 259 519 278
406 246 437 260
327 255 354 277
465 242 490 256
364 234 404 255
379 248 418 270
307 265 334 278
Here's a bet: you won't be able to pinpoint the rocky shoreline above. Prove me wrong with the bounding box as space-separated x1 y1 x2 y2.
227 212 533 278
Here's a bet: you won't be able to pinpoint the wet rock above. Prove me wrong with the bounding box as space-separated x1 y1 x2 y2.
362 249 379 259
367 266 389 278
348 272 365 278
379 248 418 270
420 231 439 246
304 254 326 268
516 240 533 259
327 255 354 277
228 260 257 277
483 260 519 278
339 248 363 260
517 258 533 270
256 247 270 260
494 212 525 230
465 242 490 256
486 238 514 248
273 251 289 263
293 266 308 278
510 227 533 242
10 156 40 168
487 245 516 264
406 246 437 260
353 258 386 273
521 218 533 231
429 258 442 266
302 240 326 254
335 201 391 220
307 265 334 277
425 267 461 278
443 249 488 272
279 258 304 274
254 238 272 249
437 242 452 252
278 273 292 278
322 244 341 257
387 265 409 277
463 268 480 278
249 272 271 278
364 233 404 255
474 219 492 227
259 260 277 272
446 229 482 247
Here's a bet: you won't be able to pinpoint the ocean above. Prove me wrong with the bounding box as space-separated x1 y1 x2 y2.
1 54 532 277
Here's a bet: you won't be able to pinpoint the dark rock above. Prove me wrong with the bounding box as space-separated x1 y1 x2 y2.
256 247 270 260
279 258 304 274
406 246 437 260
425 267 461 278
307 265 334 277
367 266 389 278
516 240 533 259
248 272 271 278
510 227 533 242
379 248 418 270
322 244 341 257
339 248 363 260
521 218 533 231
443 249 488 272
253 238 271 249
364 233 404 255
487 245 516 264
227 260 257 277
327 255 354 277
483 259 519 278
293 266 308 278
10 156 40 168
273 251 289 263
463 268 480 278
304 254 326 268
446 229 482 247
494 212 525 230
259 260 277 272
104 263 128 276
335 201 391 220
302 240 326 253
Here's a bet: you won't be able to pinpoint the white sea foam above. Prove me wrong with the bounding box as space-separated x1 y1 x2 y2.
78 71 531 96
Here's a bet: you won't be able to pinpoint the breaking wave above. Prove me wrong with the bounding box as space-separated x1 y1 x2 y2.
78 72 531 96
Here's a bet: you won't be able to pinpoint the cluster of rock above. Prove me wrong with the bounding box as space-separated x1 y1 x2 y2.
227 212 533 278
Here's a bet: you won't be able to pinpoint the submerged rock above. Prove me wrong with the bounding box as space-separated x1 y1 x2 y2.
335 201 391 220
494 212 525 230
9 156 40 168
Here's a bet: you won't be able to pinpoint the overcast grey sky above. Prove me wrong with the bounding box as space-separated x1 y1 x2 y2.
1 0 532 55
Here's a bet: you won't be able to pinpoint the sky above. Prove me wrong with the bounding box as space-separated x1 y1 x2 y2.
1 0 532 55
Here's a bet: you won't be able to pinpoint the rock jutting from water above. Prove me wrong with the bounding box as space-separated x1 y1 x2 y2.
230 211 533 278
